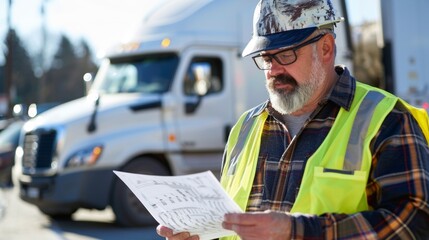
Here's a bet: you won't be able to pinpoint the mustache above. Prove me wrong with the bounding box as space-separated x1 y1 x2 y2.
270 74 298 87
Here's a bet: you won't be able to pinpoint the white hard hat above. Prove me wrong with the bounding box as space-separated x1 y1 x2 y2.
242 0 344 57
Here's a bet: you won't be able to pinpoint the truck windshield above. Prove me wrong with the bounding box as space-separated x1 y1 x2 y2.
91 54 179 94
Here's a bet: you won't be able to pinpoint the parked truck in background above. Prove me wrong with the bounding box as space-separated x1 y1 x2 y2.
381 0 429 109
15 0 352 227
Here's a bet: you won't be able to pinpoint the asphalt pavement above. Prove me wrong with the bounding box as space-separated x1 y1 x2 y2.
0 185 163 240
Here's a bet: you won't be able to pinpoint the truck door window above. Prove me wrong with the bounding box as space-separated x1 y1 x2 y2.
184 57 223 96
91 54 179 95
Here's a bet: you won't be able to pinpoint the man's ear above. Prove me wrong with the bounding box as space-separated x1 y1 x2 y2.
320 34 335 61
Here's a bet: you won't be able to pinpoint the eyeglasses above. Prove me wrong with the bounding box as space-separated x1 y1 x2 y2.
252 34 326 70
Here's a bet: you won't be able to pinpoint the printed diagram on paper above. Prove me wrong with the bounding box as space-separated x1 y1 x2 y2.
113 170 242 240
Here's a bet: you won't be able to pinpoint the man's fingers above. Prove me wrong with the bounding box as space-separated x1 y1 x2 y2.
156 225 174 237
156 225 199 240
169 232 193 239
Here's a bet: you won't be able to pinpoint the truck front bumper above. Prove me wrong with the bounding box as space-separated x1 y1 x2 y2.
19 167 115 211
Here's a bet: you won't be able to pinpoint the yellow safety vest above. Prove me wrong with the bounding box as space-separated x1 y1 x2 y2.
220 82 429 240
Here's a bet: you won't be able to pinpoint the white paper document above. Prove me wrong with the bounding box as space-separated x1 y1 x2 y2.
113 170 242 240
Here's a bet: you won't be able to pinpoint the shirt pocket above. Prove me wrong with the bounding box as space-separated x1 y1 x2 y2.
310 166 368 214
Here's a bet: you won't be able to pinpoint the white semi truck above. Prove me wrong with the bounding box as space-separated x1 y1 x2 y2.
16 0 352 226
381 0 429 109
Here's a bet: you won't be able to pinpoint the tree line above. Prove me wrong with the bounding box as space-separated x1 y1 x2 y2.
1 29 98 116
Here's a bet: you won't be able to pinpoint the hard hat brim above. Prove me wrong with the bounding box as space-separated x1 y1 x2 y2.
242 27 317 57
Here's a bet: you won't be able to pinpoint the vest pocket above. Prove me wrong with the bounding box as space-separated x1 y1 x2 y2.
310 166 368 214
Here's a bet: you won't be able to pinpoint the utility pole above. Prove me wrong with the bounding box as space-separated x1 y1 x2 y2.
4 0 14 117
38 0 47 103
39 0 53 103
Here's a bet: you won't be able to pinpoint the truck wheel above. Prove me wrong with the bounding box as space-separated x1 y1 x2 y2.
111 156 170 227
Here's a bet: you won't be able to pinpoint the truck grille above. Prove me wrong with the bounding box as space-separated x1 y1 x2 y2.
22 129 57 170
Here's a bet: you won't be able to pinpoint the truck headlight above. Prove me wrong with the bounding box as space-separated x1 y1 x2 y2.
65 145 103 168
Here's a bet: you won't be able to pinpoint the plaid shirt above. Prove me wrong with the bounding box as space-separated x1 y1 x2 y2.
244 66 429 239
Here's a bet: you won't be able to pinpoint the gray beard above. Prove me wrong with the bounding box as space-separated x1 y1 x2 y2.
268 82 316 114
267 55 325 114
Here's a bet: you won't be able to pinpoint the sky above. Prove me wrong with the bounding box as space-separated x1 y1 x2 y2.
0 0 380 65
346 0 381 25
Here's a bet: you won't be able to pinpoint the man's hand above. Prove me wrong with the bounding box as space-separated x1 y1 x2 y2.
222 210 292 240
156 225 199 240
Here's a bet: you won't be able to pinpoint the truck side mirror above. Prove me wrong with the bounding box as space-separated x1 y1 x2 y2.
194 77 209 96
184 62 212 114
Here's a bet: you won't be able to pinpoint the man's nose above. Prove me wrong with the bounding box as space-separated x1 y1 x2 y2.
268 59 286 76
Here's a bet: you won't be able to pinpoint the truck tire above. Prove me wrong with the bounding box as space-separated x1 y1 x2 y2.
111 156 170 227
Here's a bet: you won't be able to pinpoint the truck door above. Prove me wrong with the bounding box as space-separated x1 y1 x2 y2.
171 49 235 174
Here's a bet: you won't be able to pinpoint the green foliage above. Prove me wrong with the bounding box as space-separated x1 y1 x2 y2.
2 30 98 113
42 35 97 103
3 29 38 105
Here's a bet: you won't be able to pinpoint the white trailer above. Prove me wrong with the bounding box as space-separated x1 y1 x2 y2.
381 0 429 109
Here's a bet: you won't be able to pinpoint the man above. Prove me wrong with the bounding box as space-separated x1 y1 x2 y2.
157 0 429 239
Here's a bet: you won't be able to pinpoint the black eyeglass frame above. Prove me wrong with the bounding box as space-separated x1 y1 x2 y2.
252 33 326 70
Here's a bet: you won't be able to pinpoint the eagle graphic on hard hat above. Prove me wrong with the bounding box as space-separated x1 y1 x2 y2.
242 0 344 57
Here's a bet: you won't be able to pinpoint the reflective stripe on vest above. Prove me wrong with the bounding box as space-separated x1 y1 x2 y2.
221 103 268 212
227 103 266 176
345 91 385 171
